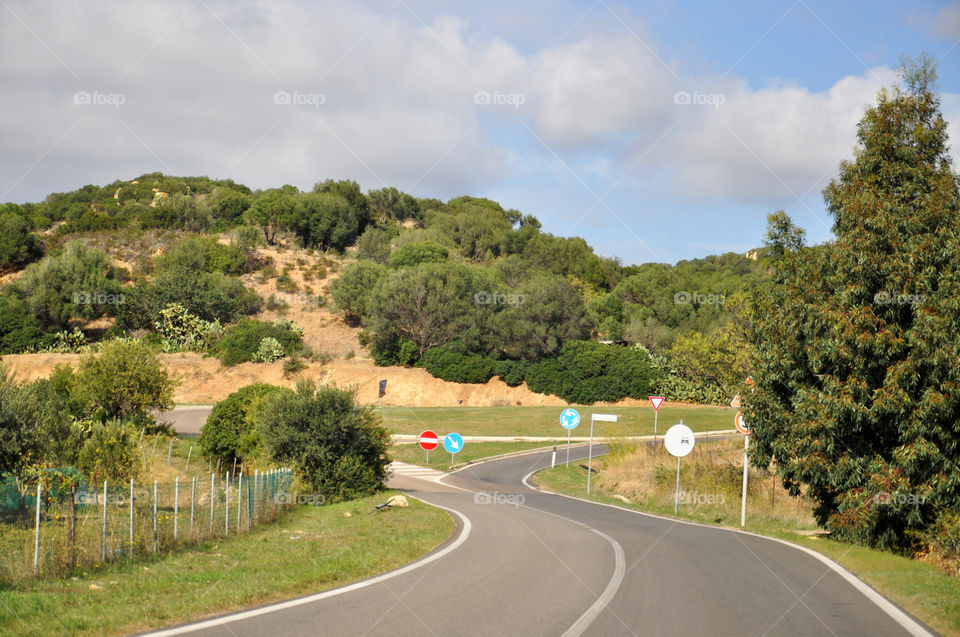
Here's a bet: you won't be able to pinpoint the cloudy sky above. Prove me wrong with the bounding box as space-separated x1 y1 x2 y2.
2 0 959 264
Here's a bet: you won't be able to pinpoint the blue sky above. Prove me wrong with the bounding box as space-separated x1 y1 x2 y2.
1 0 958 264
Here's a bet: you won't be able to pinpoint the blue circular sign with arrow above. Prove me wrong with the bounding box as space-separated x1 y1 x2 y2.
444 432 464 454
560 408 581 430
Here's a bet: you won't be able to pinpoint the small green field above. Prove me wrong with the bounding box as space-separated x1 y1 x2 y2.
0 491 453 637
377 404 735 437
390 441 563 469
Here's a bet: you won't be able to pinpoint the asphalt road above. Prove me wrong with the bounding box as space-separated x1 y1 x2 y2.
143 446 934 637
156 406 212 435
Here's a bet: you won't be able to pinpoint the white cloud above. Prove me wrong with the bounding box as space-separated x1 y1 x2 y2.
0 0 956 223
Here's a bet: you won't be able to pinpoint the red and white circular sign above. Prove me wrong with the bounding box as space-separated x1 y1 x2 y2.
735 411 750 435
418 430 440 451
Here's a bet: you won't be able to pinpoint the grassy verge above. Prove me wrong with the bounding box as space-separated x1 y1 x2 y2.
377 405 734 437
534 451 960 637
0 491 453 637
390 441 564 469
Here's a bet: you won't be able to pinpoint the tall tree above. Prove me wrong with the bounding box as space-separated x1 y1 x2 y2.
244 186 298 245
763 210 806 260
745 56 960 550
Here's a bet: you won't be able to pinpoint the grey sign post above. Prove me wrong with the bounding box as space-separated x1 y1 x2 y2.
587 413 618 494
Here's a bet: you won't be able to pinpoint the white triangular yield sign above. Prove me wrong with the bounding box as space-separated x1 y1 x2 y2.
649 396 665 411
730 392 742 409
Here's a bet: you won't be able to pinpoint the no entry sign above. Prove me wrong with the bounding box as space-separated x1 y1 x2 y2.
418 430 440 451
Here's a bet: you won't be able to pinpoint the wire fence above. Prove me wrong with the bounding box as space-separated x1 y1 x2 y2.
0 468 293 585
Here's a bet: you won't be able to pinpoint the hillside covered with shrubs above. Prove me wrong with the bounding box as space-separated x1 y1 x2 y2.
0 172 768 404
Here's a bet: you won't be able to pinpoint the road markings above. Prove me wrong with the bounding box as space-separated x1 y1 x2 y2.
389 461 447 482
435 471 627 637
142 499 472 636
521 466 935 637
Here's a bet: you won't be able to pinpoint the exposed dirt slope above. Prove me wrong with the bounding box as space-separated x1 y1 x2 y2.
0 352 574 406
0 239 671 408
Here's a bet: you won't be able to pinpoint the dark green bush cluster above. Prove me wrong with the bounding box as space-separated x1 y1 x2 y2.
214 319 305 366
257 381 390 502
387 241 448 267
117 241 261 329
0 208 43 270
199 383 289 469
0 294 48 354
417 340 657 404
418 348 496 384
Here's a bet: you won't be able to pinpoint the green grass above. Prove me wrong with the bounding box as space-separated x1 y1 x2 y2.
376 405 735 437
534 463 960 637
0 491 453 637
390 441 565 469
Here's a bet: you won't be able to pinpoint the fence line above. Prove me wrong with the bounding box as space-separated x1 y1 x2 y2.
1 469 293 583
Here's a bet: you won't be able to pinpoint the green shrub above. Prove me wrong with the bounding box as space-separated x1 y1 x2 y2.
0 293 48 353
644 345 727 405
0 366 43 476
16 241 122 330
0 211 43 270
251 336 285 363
494 359 529 387
356 226 391 263
139 266 261 325
153 303 222 352
387 241 448 267
155 235 248 275
199 384 289 468
926 511 960 575
215 319 304 366
275 273 299 293
75 419 141 485
43 327 87 353
258 381 390 502
329 261 387 319
419 348 496 384
74 339 175 427
283 356 308 376
522 341 658 404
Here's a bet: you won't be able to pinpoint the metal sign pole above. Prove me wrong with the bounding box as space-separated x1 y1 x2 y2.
674 456 681 514
586 415 595 494
740 435 749 527
654 409 659 444
566 428 571 466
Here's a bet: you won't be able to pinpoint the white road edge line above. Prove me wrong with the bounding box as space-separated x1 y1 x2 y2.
437 467 626 637
560 526 626 637
141 499 472 636
521 466 935 637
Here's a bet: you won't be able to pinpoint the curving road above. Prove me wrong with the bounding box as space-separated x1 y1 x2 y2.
144 446 935 637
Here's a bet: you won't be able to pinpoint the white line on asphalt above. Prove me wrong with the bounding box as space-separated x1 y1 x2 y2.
141 500 472 636
435 470 627 637
521 467 935 637
561 527 626 637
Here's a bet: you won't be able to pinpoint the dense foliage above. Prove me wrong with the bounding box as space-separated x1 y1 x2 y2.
257 381 390 502
214 319 305 366
0 341 175 485
199 384 290 469
745 58 960 552
1 168 766 404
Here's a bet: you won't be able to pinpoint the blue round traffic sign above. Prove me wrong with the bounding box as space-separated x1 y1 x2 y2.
560 408 581 430
444 432 464 454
